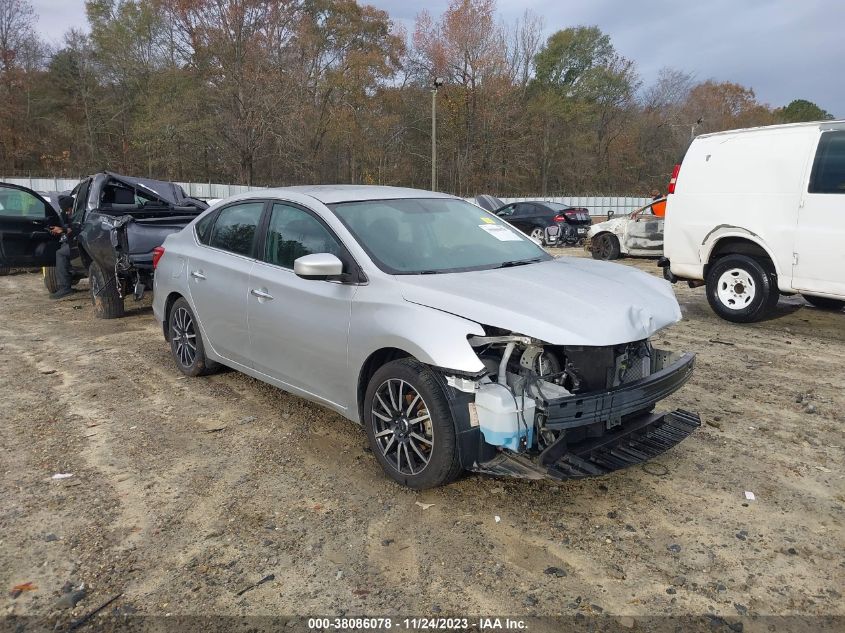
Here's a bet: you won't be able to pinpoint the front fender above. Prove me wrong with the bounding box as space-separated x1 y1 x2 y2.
349 299 485 376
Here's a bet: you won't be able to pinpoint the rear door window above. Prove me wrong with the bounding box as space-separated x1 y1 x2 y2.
208 202 264 256
810 131 845 194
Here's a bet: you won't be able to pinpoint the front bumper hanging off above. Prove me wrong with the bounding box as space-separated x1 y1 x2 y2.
539 408 700 479
471 352 700 481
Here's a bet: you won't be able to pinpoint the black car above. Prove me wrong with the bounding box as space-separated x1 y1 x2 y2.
494 201 592 245
472 194 505 212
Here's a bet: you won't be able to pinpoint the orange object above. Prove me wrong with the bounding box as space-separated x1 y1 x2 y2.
652 199 667 218
9 582 37 598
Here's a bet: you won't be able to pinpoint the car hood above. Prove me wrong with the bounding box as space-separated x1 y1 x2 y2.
588 216 628 237
397 257 681 346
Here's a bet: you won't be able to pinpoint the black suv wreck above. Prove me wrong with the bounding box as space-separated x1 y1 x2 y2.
0 173 207 318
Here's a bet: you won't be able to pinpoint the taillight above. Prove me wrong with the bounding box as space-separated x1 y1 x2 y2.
668 163 681 194
553 214 568 222
152 246 165 269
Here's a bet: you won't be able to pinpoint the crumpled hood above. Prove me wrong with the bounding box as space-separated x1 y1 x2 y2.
588 216 628 237
398 257 681 346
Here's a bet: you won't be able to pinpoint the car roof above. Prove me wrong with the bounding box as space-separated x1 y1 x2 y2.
696 119 845 140
263 185 457 205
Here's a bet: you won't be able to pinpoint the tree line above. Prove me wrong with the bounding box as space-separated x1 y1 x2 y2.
0 0 834 195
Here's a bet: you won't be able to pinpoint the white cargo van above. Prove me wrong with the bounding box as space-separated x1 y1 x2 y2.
660 120 845 322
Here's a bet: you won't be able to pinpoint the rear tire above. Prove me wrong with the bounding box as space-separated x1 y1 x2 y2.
89 261 124 319
167 297 218 376
706 254 778 323
43 266 60 294
529 226 546 246
592 233 621 260
364 358 462 489
802 294 845 311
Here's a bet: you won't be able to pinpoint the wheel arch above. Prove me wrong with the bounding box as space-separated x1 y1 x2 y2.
704 234 780 278
356 347 414 424
77 244 93 269
161 291 186 341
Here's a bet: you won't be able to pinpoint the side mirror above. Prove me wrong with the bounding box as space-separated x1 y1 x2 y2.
294 253 344 280
606 209 614 220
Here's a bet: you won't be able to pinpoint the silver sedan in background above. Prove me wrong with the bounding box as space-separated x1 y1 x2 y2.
153 186 699 489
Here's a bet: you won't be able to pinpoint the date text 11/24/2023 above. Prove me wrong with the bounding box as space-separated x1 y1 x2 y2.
307 617 528 630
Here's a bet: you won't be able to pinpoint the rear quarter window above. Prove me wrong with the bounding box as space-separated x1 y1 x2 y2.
195 211 216 245
809 130 845 194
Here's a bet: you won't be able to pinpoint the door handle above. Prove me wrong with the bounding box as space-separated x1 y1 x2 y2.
250 288 274 300
190 270 206 280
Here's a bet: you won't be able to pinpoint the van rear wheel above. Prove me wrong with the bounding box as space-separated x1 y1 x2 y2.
706 254 778 323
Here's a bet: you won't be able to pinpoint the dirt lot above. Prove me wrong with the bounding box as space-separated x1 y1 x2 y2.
1 252 843 630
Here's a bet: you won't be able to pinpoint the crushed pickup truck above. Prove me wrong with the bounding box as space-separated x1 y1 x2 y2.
0 173 207 318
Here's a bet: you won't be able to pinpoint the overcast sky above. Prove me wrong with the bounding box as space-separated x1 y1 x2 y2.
32 0 843 117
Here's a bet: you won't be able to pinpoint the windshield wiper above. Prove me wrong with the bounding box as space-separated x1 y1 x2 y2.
495 258 543 269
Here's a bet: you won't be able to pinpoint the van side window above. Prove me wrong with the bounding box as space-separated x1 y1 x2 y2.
809 131 845 194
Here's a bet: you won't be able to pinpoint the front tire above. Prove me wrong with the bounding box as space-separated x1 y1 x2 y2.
802 294 845 311
89 261 124 319
592 233 621 260
706 254 778 323
167 297 218 377
364 358 462 489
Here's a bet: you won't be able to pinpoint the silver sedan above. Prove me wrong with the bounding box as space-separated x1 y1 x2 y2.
153 186 698 488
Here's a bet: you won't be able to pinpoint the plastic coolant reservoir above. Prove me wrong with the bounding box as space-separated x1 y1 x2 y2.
473 382 535 452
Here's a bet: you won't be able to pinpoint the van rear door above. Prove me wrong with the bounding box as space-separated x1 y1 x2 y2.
793 129 845 297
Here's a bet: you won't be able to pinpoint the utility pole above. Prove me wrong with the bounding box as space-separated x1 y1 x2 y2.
690 117 704 142
431 77 444 191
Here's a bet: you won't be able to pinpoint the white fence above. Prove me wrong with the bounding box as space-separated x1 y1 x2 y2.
0 176 266 200
497 196 651 217
2 176 649 216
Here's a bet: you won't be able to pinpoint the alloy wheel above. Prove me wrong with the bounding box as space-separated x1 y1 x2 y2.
371 378 434 475
171 307 198 367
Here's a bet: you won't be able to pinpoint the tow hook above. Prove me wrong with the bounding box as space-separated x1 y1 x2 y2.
657 257 677 283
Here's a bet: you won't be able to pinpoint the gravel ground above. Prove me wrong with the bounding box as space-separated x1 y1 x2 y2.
0 252 843 631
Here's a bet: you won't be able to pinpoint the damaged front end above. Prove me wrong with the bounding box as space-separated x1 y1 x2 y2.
447 331 699 480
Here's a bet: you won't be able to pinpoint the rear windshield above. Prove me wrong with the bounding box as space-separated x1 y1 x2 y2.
544 202 571 212
329 198 550 274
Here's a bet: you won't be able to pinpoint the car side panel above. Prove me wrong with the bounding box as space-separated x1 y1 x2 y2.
344 277 486 421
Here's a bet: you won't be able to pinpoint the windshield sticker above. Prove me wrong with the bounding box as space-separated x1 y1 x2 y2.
479 224 522 241
480 216 496 224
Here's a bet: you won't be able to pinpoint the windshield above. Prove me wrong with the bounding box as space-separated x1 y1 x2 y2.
329 198 551 274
